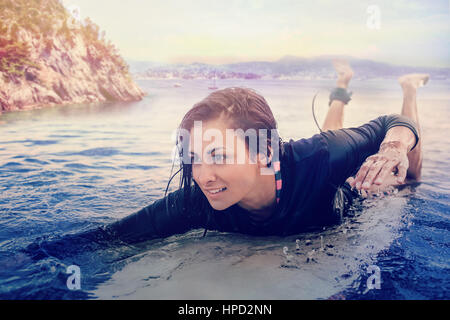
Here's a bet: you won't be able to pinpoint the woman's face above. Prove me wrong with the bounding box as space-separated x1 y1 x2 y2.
188 116 262 211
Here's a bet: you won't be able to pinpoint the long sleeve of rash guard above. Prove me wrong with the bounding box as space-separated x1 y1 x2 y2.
23 186 208 259
103 186 207 243
320 114 419 188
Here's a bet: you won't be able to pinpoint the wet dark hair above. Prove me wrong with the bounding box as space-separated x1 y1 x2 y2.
164 87 282 223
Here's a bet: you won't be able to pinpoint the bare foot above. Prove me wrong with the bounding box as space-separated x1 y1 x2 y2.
333 59 354 88
398 73 429 90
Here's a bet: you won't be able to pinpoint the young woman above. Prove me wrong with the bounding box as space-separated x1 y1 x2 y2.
26 62 429 257
95 61 427 244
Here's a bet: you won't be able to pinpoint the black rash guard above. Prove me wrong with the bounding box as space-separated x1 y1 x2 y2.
25 114 419 259
100 114 419 243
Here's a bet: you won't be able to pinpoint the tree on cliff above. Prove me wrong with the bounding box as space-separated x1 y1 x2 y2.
0 0 131 81
0 0 143 112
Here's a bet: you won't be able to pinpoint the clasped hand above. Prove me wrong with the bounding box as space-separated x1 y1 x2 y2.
349 143 409 191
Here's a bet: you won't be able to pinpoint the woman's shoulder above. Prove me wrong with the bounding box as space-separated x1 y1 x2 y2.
282 134 328 163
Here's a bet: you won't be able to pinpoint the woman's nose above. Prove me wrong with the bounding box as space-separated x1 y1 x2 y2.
195 164 216 185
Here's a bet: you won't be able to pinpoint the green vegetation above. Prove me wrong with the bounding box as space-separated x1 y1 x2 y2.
0 0 131 80
0 0 68 37
56 17 74 47
0 37 40 80
81 17 130 75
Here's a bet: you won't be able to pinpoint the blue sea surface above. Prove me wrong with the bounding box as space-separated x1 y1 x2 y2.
0 79 449 299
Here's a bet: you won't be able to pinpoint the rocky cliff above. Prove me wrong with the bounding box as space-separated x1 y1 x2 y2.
0 0 144 114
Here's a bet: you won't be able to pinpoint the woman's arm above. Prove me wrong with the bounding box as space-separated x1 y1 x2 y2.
320 114 419 189
24 186 208 260
350 126 415 190
104 186 207 243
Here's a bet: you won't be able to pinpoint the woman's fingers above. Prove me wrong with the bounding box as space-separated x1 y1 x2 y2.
354 160 408 190
351 158 374 189
360 159 388 190
374 160 397 184
350 147 410 191
346 176 355 185
396 162 408 184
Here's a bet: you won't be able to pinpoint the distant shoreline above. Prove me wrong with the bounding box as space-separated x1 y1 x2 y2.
129 56 450 82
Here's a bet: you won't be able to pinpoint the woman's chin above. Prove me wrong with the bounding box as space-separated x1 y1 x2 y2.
208 200 232 211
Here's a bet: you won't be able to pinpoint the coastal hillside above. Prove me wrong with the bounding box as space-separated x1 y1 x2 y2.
132 56 450 80
0 0 144 113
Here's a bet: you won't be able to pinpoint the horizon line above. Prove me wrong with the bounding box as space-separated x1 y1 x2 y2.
123 55 450 70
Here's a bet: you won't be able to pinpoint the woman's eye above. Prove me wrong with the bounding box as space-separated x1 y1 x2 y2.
213 154 226 163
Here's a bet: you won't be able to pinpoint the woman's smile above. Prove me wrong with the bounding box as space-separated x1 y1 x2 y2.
205 186 227 198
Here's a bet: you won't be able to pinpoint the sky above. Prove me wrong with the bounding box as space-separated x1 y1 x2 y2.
61 0 450 67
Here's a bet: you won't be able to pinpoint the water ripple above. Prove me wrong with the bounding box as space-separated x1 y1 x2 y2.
0 139 60 146
74 148 121 157
0 79 448 299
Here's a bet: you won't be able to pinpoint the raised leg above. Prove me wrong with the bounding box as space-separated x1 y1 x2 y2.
322 60 354 131
348 73 429 193
398 73 429 180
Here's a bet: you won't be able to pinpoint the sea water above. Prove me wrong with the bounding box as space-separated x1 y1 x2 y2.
0 78 448 299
